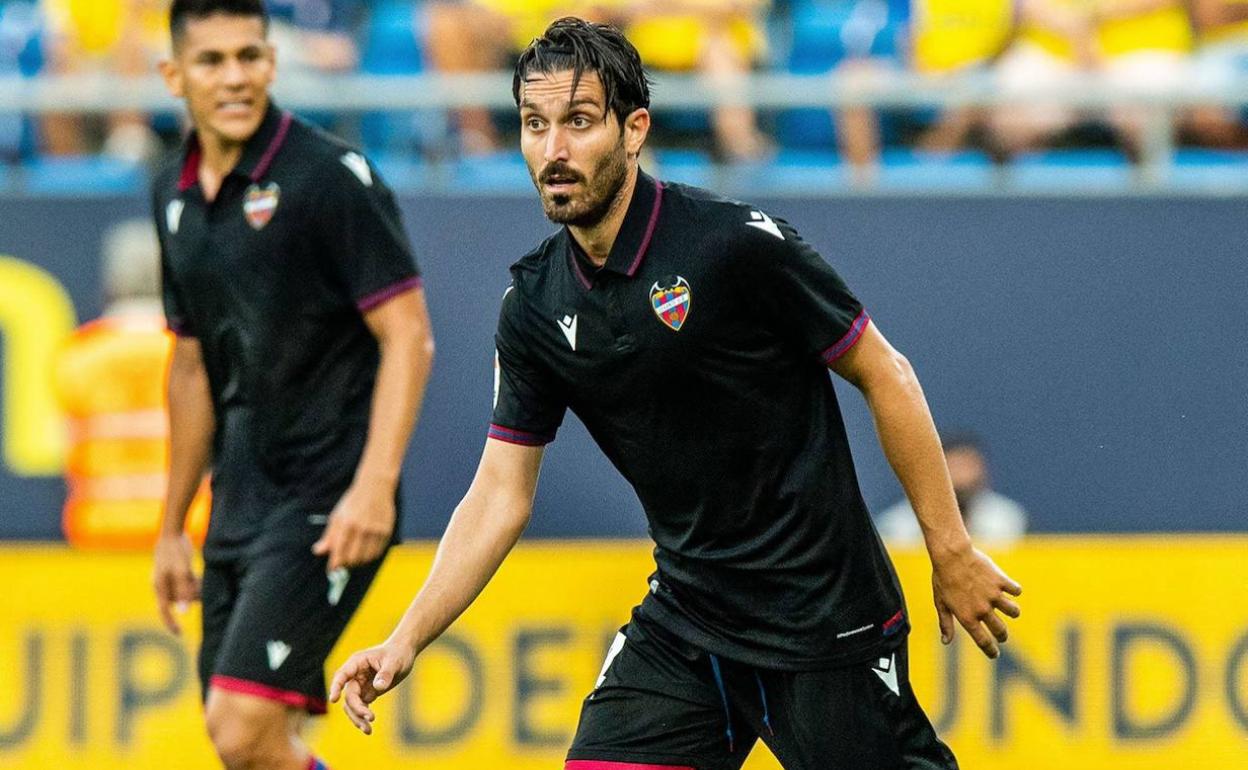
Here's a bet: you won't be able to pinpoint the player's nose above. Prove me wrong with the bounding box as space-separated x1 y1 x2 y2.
543 126 570 164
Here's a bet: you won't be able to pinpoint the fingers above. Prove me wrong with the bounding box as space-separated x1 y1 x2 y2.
960 613 1000 659
1002 575 1023 597
935 597 954 645
984 611 1009 644
371 655 400 693
157 592 181 635
993 594 1022 619
329 656 366 703
341 680 376 735
312 517 338 559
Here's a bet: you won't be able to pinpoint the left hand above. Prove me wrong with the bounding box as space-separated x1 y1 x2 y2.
931 545 1022 659
312 482 396 571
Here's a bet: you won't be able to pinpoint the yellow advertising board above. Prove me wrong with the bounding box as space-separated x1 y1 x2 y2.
0 537 1245 769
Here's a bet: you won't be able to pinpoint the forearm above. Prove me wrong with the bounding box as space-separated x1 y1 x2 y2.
388 485 531 654
354 327 434 490
860 356 971 558
161 360 214 537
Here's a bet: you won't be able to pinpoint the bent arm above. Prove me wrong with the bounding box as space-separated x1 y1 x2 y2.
386 439 544 655
830 322 970 559
355 288 436 491
160 337 214 537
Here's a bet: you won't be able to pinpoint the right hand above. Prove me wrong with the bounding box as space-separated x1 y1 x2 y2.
329 639 417 735
153 532 200 635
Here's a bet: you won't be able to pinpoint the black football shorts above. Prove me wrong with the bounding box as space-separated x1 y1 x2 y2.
566 610 957 770
198 543 386 713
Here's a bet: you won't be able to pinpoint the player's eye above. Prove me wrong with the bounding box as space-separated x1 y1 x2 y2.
525 117 545 131
570 115 591 129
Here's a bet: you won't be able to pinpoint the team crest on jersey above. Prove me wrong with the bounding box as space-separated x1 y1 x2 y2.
650 276 691 332
243 182 280 230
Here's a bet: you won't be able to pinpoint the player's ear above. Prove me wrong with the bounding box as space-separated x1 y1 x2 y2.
158 57 184 99
623 108 650 158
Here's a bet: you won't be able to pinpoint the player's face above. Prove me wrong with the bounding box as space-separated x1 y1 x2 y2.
161 14 275 148
520 70 643 227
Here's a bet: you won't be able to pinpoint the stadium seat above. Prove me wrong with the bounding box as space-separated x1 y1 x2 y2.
877 148 994 191
20 156 145 196
451 151 530 193
360 0 445 157
654 148 716 188
1007 149 1134 191
0 0 44 162
724 149 850 194
1168 148 1248 192
370 153 431 195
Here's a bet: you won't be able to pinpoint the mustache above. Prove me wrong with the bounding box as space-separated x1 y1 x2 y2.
539 164 584 184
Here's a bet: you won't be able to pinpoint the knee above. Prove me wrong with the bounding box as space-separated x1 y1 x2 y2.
204 699 283 770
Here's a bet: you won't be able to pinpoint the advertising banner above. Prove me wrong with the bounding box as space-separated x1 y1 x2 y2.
1 538 1244 768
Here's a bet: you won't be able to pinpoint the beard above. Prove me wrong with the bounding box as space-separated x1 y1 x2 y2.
533 135 629 228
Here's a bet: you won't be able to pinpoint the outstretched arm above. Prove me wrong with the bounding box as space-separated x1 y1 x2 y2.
328 438 544 733
831 322 1022 659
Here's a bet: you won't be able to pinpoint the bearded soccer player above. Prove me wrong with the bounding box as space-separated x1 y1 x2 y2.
150 2 434 768
331 18 1019 770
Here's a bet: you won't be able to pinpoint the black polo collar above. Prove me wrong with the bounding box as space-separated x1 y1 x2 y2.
566 169 665 289
177 102 293 192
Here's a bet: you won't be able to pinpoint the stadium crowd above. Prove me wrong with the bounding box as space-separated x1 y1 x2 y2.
3 0 1248 184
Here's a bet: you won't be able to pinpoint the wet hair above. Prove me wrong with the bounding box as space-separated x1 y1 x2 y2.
513 17 652 125
170 0 269 48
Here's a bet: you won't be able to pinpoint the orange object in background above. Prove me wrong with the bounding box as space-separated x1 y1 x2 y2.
53 311 209 549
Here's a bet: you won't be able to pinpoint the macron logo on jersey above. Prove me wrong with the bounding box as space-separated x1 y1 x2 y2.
267 640 292 671
340 152 373 187
166 199 185 234
557 314 578 351
327 567 350 607
746 210 784 241
872 654 899 697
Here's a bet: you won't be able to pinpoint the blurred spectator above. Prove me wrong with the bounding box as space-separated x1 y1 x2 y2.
40 0 169 160
837 0 1014 176
876 433 1026 547
53 218 209 549
426 1 772 160
608 0 773 160
0 0 44 162
1186 0 1248 147
266 0 364 74
990 0 1193 158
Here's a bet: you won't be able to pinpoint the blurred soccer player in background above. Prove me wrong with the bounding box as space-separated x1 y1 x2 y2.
332 17 1021 770
150 1 434 767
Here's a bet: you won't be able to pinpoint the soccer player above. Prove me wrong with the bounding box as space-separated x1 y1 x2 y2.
149 2 434 768
331 18 1020 770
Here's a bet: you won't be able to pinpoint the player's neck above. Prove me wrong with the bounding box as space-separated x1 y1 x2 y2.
194 128 248 200
568 164 638 267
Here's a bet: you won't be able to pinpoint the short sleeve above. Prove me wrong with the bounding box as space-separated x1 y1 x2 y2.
314 153 422 313
739 213 869 366
154 191 195 337
488 286 567 446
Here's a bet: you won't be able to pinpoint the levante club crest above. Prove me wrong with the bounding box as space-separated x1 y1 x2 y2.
243 182 280 230
650 276 691 331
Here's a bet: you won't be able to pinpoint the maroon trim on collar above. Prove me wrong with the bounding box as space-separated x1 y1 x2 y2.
625 178 664 277
177 140 201 192
250 111 293 181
